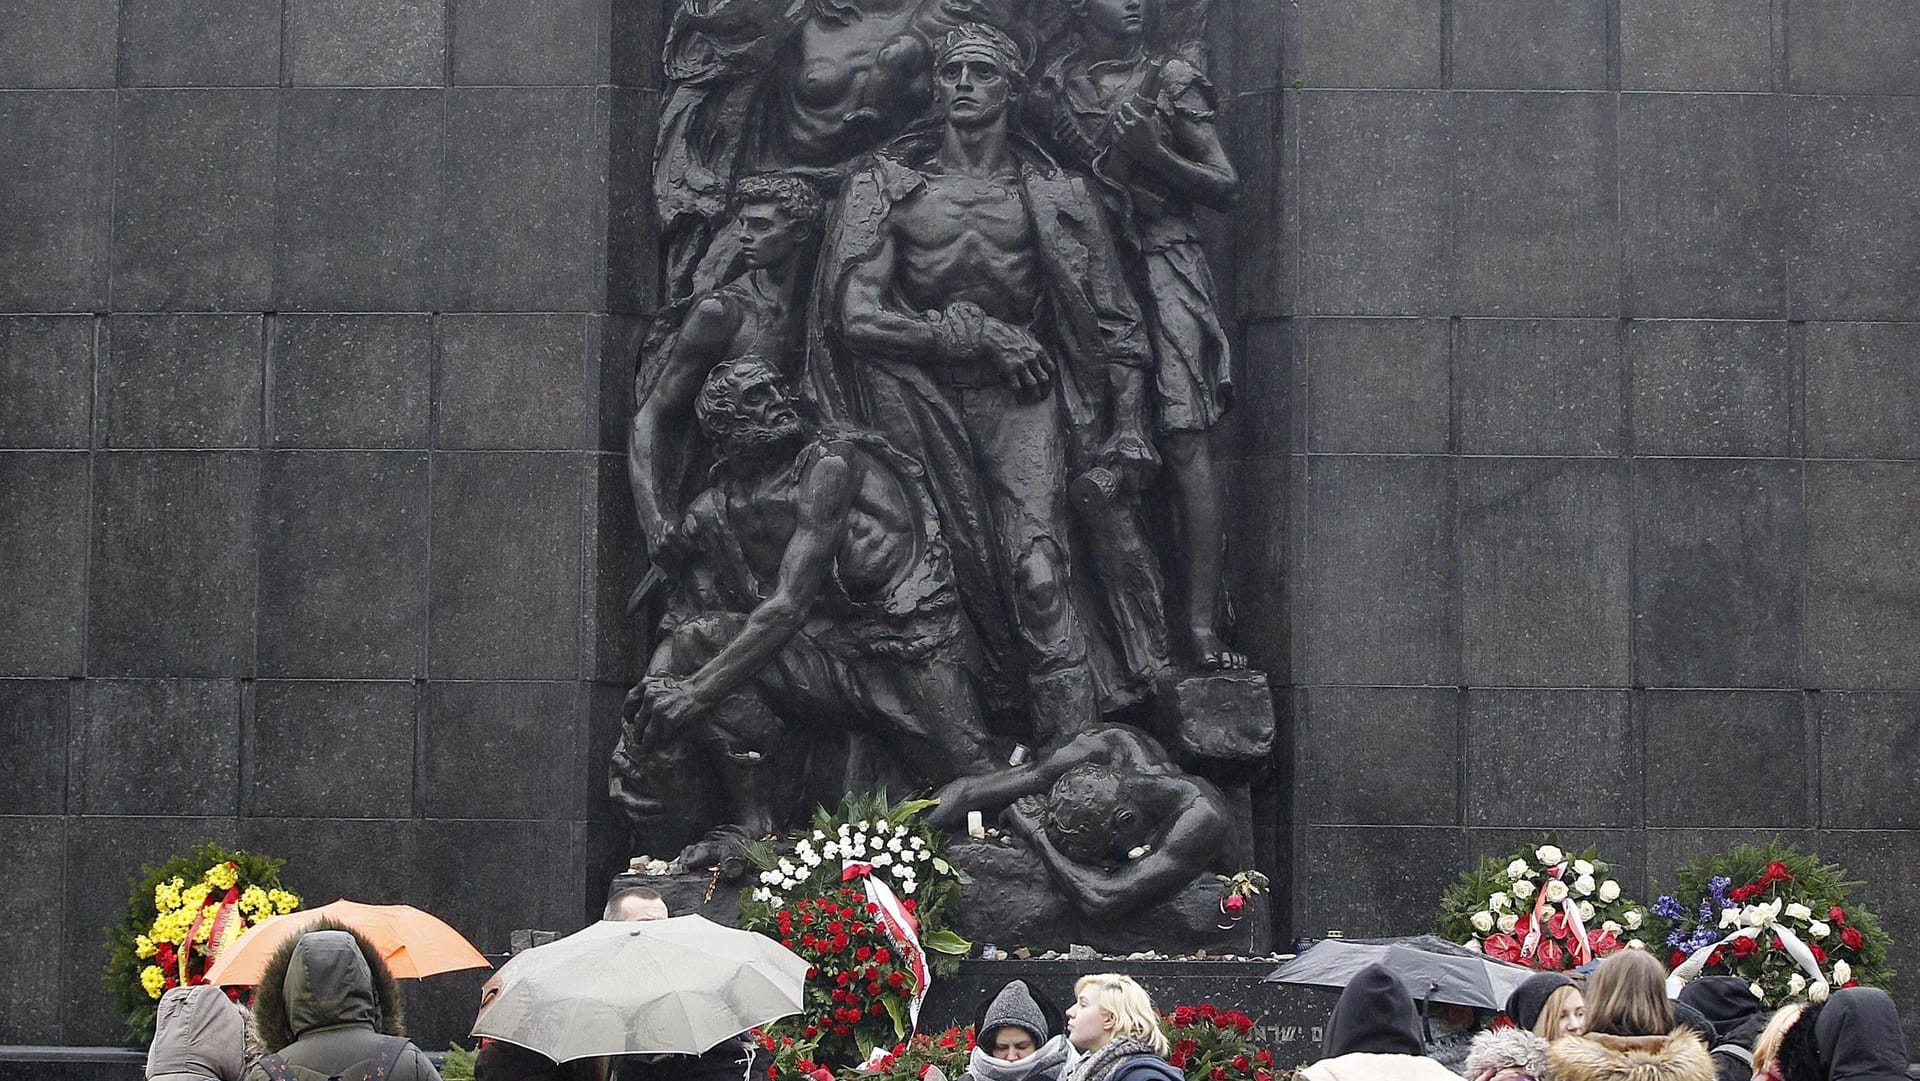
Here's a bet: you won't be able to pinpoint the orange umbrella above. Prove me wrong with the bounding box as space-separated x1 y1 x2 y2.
203 899 492 986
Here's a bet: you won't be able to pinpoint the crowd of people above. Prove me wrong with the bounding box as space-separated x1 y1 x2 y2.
143 911 1915 1081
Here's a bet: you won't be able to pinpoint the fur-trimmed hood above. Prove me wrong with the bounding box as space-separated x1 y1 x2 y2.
1466 1026 1551 1080
248 920 404 1052
1547 1031 1716 1081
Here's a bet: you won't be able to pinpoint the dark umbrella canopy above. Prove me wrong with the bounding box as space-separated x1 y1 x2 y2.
1266 935 1535 1011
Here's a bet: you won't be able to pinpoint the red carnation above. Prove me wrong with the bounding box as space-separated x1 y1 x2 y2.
855 946 873 961
1841 926 1864 951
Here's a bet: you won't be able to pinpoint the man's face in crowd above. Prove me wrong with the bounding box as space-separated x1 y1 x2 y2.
611 895 670 922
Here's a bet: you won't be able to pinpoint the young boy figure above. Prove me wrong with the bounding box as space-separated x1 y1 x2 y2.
1034 0 1245 670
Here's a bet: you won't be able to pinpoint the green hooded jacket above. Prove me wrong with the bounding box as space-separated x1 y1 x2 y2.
241 923 441 1081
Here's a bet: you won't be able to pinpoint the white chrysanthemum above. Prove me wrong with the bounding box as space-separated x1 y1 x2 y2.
753 888 772 902
909 836 926 850
760 870 781 885
871 852 892 867
812 830 828 842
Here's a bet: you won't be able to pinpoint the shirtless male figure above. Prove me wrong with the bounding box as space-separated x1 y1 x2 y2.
826 23 1164 739
630 174 823 558
619 358 995 836
928 725 1229 919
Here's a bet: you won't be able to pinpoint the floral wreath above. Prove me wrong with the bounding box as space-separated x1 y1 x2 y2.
741 794 971 1064
1650 843 1892 1007
102 840 300 1044
1438 842 1648 970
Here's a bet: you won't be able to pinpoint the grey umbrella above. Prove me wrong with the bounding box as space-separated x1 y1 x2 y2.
1264 934 1536 1012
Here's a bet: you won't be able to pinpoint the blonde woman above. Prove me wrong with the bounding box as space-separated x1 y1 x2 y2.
1064 974 1178 1081
1463 972 1586 1081
1545 951 1714 1081
1750 1003 1804 1081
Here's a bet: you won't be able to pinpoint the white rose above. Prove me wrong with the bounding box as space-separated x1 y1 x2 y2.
1577 900 1596 922
1787 972 1806 996
1626 938 1646 950
1750 981 1766 999
1786 902 1813 922
1470 911 1496 933
1573 859 1595 877
1833 960 1852 985
1489 891 1510 911
1467 937 1483 953
1536 845 1564 866
1512 879 1535 899
1624 910 1643 930
1574 874 1597 897
1507 859 1530 880
1602 920 1622 934
1598 880 1621 903
1809 921 1831 939
1498 913 1519 933
1809 979 1831 1003
1544 879 1569 904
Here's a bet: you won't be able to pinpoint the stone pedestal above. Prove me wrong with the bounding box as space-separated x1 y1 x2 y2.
945 840 1272 955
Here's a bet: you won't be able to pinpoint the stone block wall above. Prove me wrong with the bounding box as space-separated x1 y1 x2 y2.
1201 0 1920 1041
0 0 663 1048
3 0 1918 1052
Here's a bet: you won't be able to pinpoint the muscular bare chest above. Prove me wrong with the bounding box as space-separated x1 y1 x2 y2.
892 173 1041 321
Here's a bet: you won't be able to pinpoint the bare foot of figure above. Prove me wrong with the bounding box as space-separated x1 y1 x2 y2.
1188 626 1246 671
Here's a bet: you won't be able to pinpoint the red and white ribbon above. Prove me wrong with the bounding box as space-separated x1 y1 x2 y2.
1520 862 1596 967
843 861 929 1029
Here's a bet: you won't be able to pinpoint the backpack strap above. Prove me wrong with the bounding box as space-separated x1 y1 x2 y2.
254 1055 302 1081
351 1036 412 1081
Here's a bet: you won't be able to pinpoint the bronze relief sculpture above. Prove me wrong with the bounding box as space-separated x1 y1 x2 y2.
617 0 1265 926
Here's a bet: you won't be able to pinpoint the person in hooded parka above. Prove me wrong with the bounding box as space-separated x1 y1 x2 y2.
1777 987 1912 1081
1298 964 1462 1081
241 921 442 1081
148 983 249 1081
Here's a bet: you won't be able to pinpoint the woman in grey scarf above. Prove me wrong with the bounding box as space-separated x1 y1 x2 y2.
964 981 1078 1081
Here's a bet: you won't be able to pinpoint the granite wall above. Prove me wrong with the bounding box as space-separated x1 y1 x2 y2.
3 0 1918 1053
1199 0 1920 1044
0 0 663 1048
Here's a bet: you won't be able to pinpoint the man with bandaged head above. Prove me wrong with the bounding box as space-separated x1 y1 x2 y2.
811 22 1171 743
